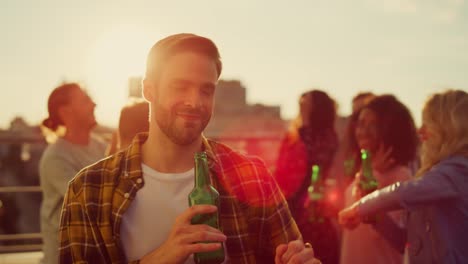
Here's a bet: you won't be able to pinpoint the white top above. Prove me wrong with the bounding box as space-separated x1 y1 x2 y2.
121 164 195 262
340 165 411 264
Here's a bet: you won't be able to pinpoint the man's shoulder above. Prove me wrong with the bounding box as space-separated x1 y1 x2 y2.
207 139 281 204
40 143 60 162
433 156 468 185
68 151 124 196
207 139 268 173
39 140 72 167
41 139 69 157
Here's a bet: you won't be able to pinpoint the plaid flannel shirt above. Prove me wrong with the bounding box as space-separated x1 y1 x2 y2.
59 133 301 263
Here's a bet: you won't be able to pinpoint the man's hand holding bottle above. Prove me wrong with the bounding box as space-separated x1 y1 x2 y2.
140 205 226 264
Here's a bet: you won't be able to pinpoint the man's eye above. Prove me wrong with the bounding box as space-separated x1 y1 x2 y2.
201 85 215 95
202 88 214 96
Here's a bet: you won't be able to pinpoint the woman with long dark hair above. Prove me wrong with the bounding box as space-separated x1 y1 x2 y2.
340 94 419 264
274 89 339 264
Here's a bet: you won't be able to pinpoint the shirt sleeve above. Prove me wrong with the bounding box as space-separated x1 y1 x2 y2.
372 213 407 254
59 182 86 263
258 171 302 262
358 161 461 216
58 179 107 263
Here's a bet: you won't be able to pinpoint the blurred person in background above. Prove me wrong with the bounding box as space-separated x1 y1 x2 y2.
342 92 376 186
105 98 150 155
340 95 418 264
339 90 468 264
117 99 150 150
328 92 375 213
274 89 339 264
351 92 375 113
39 83 107 264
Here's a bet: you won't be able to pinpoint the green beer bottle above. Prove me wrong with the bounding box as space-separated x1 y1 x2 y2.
358 149 378 223
308 165 323 201
188 152 225 264
358 149 378 194
307 165 324 222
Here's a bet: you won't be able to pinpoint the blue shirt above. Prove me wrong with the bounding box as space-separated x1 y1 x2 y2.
358 156 468 264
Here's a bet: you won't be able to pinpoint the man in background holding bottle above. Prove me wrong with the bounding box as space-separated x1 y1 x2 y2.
59 33 319 264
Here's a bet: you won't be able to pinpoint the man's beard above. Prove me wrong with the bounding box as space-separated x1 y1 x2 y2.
155 104 210 146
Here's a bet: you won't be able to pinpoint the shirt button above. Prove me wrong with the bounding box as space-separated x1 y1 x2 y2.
136 178 143 184
426 222 431 232
124 193 130 199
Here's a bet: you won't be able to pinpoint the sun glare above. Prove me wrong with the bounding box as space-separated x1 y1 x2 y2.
85 25 155 126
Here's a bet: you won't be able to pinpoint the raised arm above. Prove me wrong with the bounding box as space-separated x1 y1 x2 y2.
340 158 465 227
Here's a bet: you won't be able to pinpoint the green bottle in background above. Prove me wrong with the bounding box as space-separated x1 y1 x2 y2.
358 149 379 223
308 165 323 201
358 149 378 194
307 165 325 223
188 152 225 264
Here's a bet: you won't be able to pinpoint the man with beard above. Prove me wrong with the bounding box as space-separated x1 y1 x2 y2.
40 83 107 264
59 34 320 264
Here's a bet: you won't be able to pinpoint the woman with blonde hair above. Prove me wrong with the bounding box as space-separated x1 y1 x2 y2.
339 90 468 264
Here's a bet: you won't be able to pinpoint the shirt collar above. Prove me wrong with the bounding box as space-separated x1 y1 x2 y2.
123 132 220 178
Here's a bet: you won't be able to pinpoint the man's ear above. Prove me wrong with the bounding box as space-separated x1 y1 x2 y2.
142 78 155 102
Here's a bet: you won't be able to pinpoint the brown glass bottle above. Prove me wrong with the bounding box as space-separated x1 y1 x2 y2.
188 152 225 264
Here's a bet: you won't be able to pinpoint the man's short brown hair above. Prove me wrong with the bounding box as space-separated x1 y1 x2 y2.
145 33 222 82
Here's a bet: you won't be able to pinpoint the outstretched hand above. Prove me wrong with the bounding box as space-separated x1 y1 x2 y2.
140 205 226 264
339 203 361 230
275 240 321 264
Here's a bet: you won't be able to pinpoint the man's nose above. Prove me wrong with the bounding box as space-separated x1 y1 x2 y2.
184 90 202 108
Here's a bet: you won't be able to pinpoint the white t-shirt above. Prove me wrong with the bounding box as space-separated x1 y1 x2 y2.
121 164 229 263
121 164 195 262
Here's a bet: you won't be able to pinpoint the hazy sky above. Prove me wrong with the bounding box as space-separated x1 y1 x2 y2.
1 0 467 129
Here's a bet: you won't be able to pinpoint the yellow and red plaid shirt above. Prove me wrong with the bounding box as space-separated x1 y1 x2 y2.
59 133 301 263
